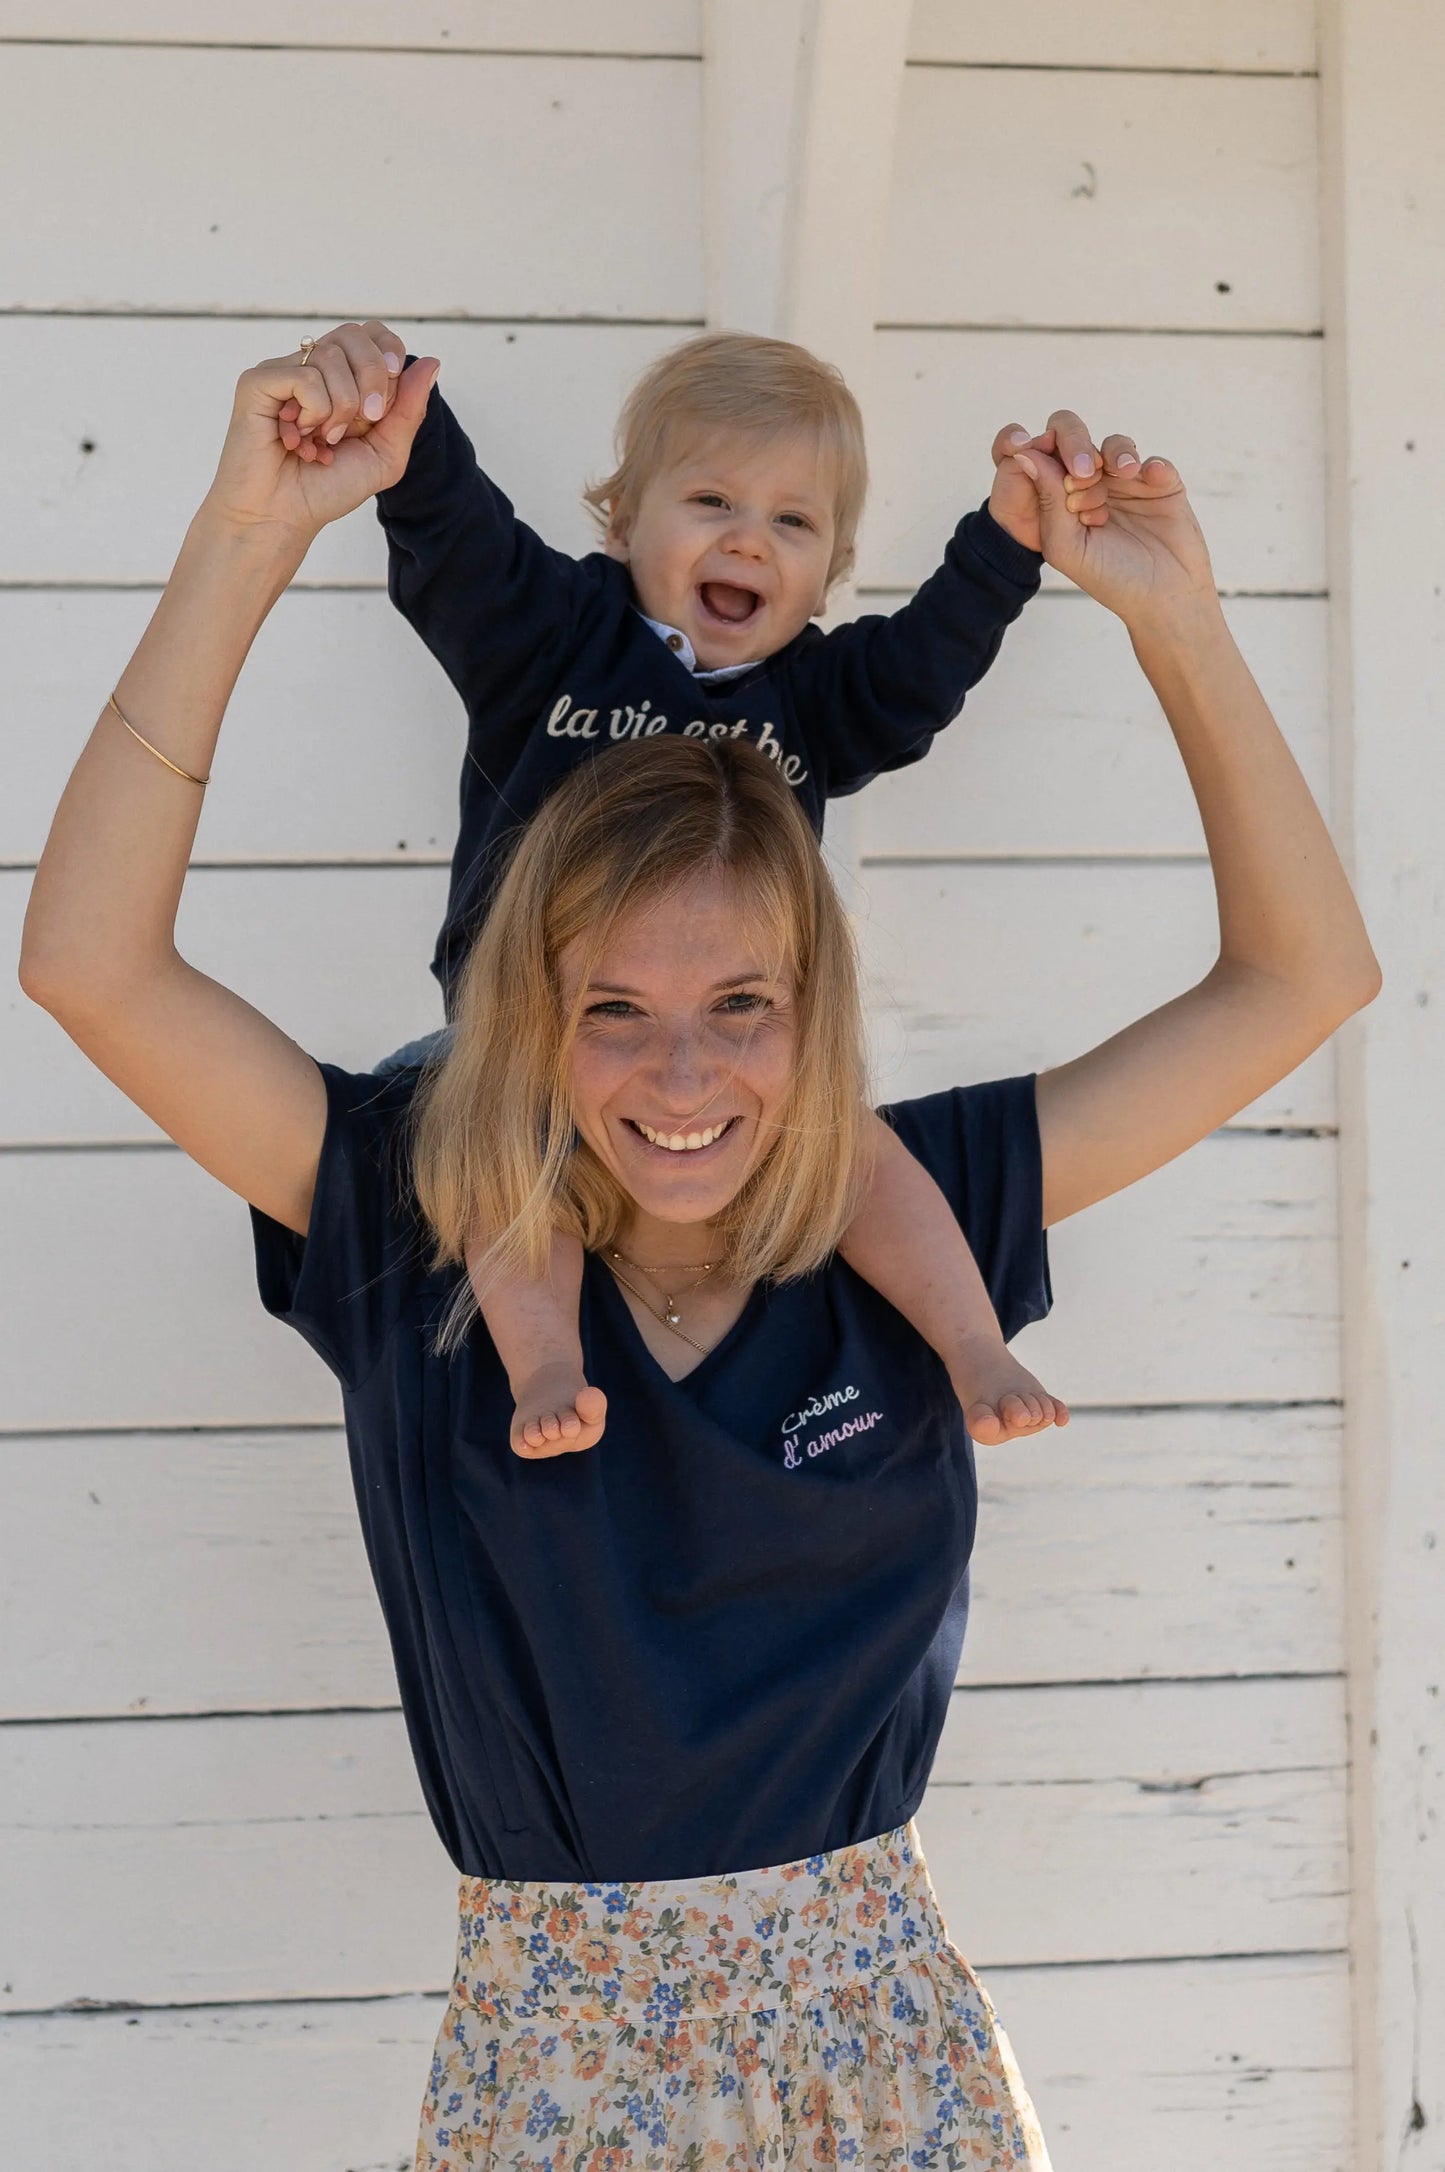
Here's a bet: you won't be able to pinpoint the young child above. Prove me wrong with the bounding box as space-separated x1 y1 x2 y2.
284 325 1079 1456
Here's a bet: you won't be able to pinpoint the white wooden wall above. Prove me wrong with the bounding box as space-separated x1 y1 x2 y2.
1 2 1419 2166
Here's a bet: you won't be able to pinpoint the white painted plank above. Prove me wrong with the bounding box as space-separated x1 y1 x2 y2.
0 591 1329 867
0 1131 1336 1432
0 1431 395 1721
0 1712 457 2010
1 317 679 586
1 48 701 318
3 867 449 1143
865 329 1327 594
0 1 702 51
883 70 1319 333
907 0 1317 73
861 859 1336 1130
0 1406 1341 1722
0 1681 1345 2008
3 861 1333 1145
0 1955 1349 2172
990 1954 1351 2172
2 319 1321 596
924 1675 1348 1966
1016 1133 1338 1407
964 1403 1344 1686
853 594 1330 857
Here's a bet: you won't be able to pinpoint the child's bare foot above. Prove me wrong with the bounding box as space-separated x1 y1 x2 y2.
950 1335 1069 1445
510 1363 608 1459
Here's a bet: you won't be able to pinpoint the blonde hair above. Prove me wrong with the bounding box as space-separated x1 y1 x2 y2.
411 738 873 1351
583 330 868 588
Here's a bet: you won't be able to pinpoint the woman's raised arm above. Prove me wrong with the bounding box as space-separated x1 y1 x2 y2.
1016 415 1381 1228
19 332 438 1235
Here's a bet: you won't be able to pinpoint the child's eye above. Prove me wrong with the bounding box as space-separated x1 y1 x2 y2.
777 512 814 530
693 492 729 509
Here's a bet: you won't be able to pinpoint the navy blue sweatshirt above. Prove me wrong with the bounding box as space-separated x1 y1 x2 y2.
376 384 1043 1008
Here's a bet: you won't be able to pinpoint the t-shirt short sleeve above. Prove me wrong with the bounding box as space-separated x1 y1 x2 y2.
250 1062 424 1391
879 1075 1052 1344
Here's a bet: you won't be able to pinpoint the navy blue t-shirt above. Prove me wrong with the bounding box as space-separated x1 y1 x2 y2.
250 1064 1051 1882
376 387 1043 1008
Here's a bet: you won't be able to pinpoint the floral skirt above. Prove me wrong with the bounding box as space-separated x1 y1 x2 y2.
416 1817 1051 2170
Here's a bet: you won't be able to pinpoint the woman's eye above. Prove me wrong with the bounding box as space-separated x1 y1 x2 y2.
586 1000 638 1020
719 992 769 1015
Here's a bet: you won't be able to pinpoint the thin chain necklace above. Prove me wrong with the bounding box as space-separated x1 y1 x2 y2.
607 1247 716 1328
604 1249 718 1356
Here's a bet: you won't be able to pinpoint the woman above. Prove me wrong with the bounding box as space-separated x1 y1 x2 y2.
21 349 1378 2170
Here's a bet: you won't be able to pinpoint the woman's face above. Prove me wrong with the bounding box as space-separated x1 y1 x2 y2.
561 867 797 1239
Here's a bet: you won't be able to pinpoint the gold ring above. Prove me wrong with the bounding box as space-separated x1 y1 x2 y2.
298 337 318 367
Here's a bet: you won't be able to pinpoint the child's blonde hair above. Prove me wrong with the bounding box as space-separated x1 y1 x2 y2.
411 737 874 1352
583 330 868 588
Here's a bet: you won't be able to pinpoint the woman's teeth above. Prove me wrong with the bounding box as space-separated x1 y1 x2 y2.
635 1120 732 1153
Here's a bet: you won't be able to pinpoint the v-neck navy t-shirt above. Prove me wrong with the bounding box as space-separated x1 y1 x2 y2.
250 1063 1051 1882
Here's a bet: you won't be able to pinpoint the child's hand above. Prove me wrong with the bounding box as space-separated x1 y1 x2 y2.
1005 410 1216 624
987 415 1109 553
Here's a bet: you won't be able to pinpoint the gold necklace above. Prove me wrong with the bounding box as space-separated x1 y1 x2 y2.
607 1247 716 1330
604 1254 716 1357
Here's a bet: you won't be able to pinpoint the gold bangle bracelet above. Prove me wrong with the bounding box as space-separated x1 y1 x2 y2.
106 692 210 787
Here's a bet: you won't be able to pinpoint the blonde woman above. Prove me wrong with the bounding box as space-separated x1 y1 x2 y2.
21 349 1377 2169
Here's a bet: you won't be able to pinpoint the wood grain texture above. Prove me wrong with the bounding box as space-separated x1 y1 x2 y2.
0 590 1328 867
0 1 702 51
1 318 1320 594
883 69 1319 332
866 328 1325 594
0 1131 1337 1431
907 0 1317 73
860 858 1336 1131
0 1678 1344 2009
0 1953 1350 2172
1 47 701 317
0 1405 1342 1723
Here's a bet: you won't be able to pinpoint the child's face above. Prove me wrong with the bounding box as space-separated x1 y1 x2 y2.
606 426 839 670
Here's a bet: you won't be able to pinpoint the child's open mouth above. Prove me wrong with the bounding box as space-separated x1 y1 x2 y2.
698 581 763 627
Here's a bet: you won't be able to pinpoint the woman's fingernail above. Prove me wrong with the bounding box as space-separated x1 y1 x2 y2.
325 422 348 445
384 351 402 374
363 391 386 421
1072 453 1095 478
1008 429 1031 448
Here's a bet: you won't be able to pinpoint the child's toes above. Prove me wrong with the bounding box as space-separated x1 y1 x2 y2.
965 1399 1006 1445
569 1385 609 1452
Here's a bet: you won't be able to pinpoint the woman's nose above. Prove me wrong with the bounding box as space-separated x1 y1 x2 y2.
653 1029 720 1111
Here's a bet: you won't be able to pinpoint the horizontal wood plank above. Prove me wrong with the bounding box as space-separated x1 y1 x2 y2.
0 1 701 52
866 329 1326 593
0 48 701 317
0 1405 1342 1723
0 1952 1349 2172
860 858 1335 1131
1 591 1328 867
4 857 1332 1141
964 1402 1344 1685
883 69 1319 332
906 0 1316 73
0 1130 1337 1431
852 593 1329 857
3 866 449 1143
0 1679 1345 2008
2 318 1321 595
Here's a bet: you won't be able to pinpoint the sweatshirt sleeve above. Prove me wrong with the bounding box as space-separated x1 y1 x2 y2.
793 503 1043 799
375 379 584 753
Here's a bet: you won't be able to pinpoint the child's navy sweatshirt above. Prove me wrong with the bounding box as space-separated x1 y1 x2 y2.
376 383 1043 1009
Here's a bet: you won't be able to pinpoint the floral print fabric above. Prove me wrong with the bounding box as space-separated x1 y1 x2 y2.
417 1818 1051 2169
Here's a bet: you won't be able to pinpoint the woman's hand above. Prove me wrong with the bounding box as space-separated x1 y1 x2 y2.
1002 411 1217 626
201 322 438 548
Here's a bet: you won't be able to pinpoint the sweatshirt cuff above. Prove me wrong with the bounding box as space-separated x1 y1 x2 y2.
961 501 1044 589
374 359 447 519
